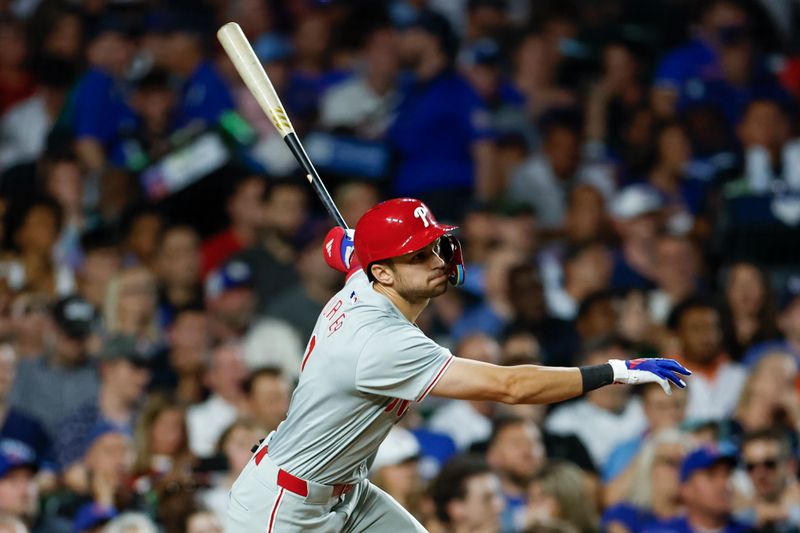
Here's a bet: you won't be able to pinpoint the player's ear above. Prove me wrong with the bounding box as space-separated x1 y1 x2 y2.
370 262 394 286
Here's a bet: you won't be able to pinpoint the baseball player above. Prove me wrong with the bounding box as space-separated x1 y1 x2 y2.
226 198 690 532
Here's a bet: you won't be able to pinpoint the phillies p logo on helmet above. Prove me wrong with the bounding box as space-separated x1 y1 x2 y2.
414 206 431 228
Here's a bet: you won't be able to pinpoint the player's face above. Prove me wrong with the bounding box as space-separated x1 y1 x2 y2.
388 240 449 301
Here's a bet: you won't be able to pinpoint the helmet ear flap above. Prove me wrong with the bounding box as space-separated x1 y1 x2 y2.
440 235 466 286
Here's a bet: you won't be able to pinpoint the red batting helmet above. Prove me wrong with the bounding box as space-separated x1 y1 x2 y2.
354 198 456 269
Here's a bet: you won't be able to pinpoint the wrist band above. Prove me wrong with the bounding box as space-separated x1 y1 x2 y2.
580 364 614 393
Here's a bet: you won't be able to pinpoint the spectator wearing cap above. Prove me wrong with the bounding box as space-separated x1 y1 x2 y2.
369 426 424 519
186 342 248 458
0 345 52 472
53 334 150 470
735 429 800 531
667 297 746 422
10 296 99 440
206 259 302 379
161 12 235 129
609 184 663 292
387 9 497 219
642 445 748 533
428 455 504 533
64 15 137 174
319 20 399 140
744 275 800 367
508 109 615 231
153 224 202 328
200 176 267 279
0 440 38 528
544 336 646 468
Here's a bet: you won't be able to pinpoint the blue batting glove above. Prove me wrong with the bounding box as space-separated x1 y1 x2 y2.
609 358 691 395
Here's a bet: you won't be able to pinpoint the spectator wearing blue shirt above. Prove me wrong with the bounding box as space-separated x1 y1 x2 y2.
67 16 138 174
643 445 749 533
53 334 150 470
652 0 749 117
163 17 235 130
388 10 495 222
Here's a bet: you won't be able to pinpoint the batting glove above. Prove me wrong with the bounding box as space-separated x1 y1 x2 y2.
323 227 360 275
608 358 691 395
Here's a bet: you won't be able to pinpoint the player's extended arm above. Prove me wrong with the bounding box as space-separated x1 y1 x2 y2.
430 357 690 404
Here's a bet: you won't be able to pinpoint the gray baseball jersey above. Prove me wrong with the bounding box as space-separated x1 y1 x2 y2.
266 270 455 485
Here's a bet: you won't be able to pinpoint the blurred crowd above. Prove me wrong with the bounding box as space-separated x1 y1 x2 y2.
0 0 799 532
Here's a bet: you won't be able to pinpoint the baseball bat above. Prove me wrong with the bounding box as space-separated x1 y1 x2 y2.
217 22 349 230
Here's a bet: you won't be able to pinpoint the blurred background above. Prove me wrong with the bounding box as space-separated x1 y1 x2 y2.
0 0 799 531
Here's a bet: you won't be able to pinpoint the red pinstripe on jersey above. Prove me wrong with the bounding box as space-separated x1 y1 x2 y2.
267 487 285 533
300 335 316 372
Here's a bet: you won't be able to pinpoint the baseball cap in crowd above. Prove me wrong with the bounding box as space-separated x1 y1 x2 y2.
679 444 737 483
52 296 97 340
779 275 800 311
73 502 118 533
98 333 150 366
371 427 421 472
611 184 663 220
205 260 254 299
0 440 38 478
254 34 293 63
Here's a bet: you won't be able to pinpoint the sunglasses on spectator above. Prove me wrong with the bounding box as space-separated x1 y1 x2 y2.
745 458 779 472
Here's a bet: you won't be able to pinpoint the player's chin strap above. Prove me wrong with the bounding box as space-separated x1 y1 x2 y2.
440 234 466 287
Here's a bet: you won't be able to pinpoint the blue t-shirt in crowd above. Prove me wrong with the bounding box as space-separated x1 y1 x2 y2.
388 70 493 196
53 401 131 470
642 516 750 533
602 503 658 533
611 251 657 292
70 67 137 145
654 39 720 92
603 433 646 483
176 61 235 129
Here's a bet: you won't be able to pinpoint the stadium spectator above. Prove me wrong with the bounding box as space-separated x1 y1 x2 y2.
53 334 149 469
648 235 701 325
544 336 646 468
75 227 121 310
603 384 688 501
0 196 70 297
369 426 425 520
387 9 496 218
544 240 613 323
429 454 504 533
525 460 599 533
609 185 664 291
243 366 290 434
186 342 248 458
667 297 747 421
0 441 38 528
197 418 263 523
720 261 779 361
267 236 341 340
332 181 380 229
162 14 234 130
0 16 34 115
102 266 160 353
601 430 689 533
5 292 49 360
642 445 747 533
118 206 165 270
148 305 208 405
736 429 800 531
744 275 800 366
731 351 800 436
509 109 615 231
487 416 546 532
200 175 266 279
10 295 99 439
0 514 26 533
153 224 202 327
185 510 222 533
319 22 400 140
